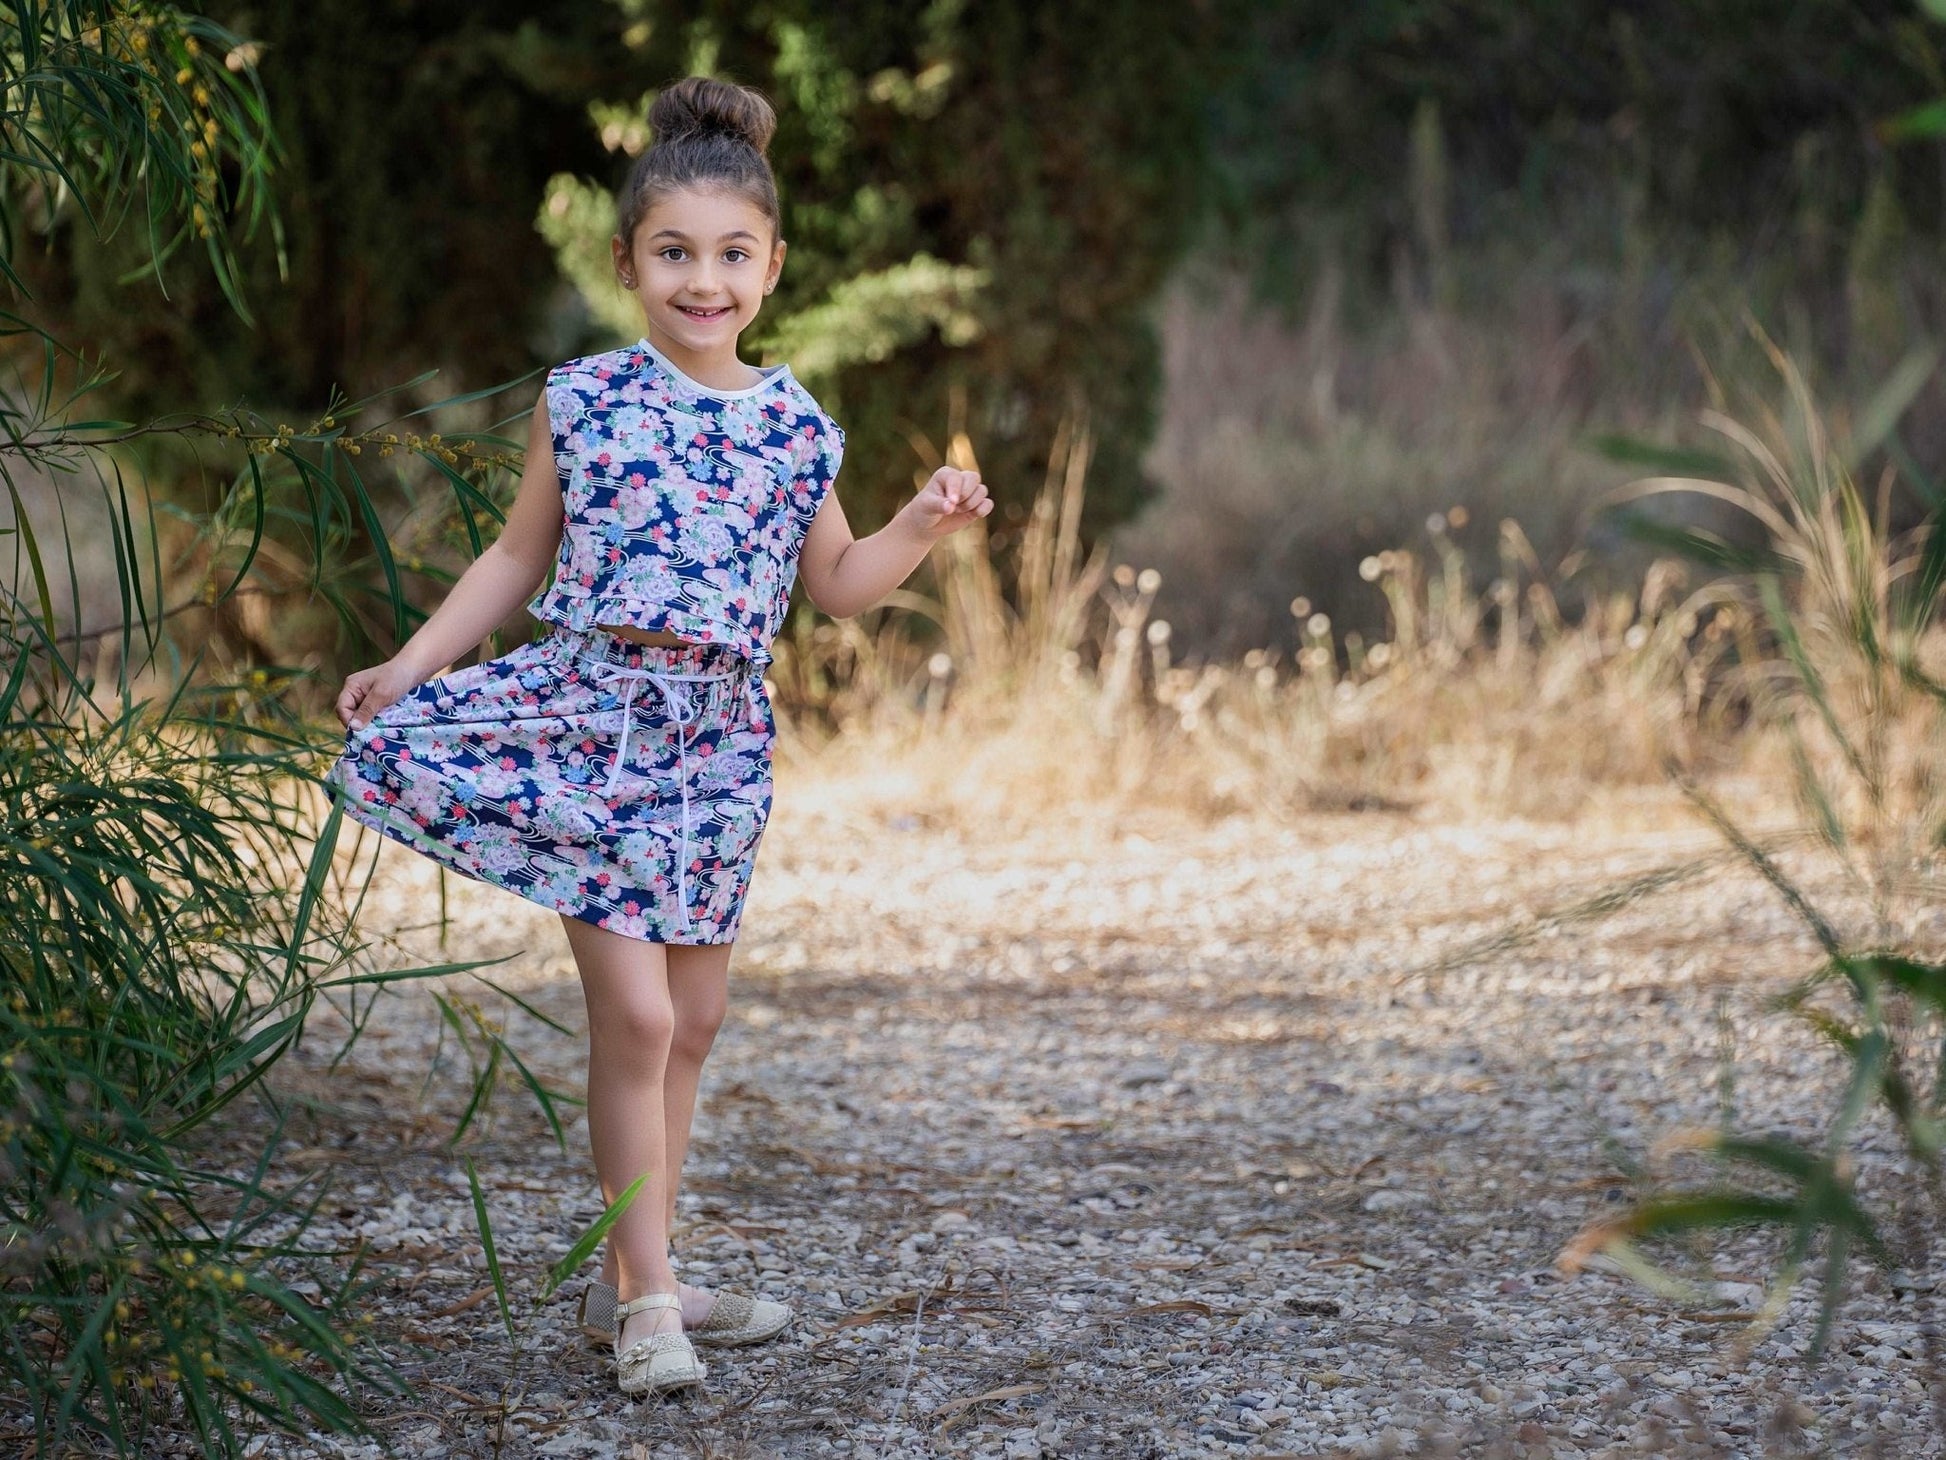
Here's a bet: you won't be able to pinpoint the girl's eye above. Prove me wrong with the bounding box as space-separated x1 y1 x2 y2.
658 247 687 262
723 249 749 263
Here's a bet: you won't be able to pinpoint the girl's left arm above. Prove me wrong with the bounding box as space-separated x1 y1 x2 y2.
796 465 991 618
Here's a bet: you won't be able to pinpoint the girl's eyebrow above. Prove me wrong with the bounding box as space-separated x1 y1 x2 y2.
647 228 760 244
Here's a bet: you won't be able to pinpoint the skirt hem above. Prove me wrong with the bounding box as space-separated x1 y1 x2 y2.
331 786 742 947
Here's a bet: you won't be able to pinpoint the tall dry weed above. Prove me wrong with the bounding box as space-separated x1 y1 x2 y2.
1549 345 1946 1427
774 413 1715 829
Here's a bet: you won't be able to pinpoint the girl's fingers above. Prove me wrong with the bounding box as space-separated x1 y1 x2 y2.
933 467 982 507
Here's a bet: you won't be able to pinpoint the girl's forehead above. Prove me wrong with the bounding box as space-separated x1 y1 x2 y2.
636 187 774 239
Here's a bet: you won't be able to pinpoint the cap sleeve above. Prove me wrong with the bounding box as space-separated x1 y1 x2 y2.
543 367 580 493
789 413 843 526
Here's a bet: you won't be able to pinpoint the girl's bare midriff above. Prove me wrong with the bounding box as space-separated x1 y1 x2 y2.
598 623 692 648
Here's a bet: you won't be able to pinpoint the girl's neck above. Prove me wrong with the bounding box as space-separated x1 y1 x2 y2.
643 328 764 393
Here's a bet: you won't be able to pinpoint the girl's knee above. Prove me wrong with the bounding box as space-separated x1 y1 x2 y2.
591 993 677 1062
672 991 727 1061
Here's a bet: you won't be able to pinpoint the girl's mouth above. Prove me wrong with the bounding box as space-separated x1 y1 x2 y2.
677 305 733 321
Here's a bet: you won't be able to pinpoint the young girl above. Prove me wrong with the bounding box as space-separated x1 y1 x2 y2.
326 75 990 1400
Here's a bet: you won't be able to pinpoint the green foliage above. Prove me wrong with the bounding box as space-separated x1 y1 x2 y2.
0 0 278 315
15 0 620 417
753 253 986 381
0 722 398 1450
1211 0 1946 275
0 3 579 1451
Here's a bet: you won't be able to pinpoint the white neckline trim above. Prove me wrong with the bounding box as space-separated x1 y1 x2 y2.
637 338 790 400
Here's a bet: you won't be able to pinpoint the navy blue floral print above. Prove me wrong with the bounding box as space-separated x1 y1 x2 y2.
526 338 844 666
325 340 843 944
328 629 776 943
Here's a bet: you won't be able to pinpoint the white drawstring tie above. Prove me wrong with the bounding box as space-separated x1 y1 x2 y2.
588 657 739 932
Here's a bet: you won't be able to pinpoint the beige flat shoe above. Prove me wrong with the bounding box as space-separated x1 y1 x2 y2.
582 1278 793 1347
614 1292 705 1398
688 1287 793 1347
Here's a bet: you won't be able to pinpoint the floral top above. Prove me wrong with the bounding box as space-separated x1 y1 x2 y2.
525 338 844 667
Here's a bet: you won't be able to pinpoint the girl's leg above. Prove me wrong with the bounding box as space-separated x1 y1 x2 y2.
562 915 682 1350
663 943 731 1323
662 942 731 1225
598 941 732 1327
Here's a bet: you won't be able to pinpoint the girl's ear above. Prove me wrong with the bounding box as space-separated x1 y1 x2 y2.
765 237 788 295
611 232 631 288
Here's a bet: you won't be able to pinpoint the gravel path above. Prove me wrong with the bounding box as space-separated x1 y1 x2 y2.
239 786 1941 1459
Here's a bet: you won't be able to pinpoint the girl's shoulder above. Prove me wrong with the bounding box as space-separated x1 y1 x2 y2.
545 342 653 397
772 373 840 432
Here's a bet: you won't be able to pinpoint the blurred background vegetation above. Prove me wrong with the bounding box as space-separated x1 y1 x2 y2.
23 0 1946 668
12 0 1946 1450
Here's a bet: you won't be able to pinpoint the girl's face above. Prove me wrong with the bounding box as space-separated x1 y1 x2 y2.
613 187 786 364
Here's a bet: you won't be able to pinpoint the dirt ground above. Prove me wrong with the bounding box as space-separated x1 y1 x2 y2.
244 778 1942 1460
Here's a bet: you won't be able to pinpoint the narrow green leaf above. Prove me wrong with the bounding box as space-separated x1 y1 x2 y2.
465 1156 517 1343
474 974 574 1037
1610 1190 1803 1240
496 1035 572 1151
544 1172 650 1298
451 1035 502 1145
1844 348 1937 468
1608 510 1787 575
1585 433 1738 478
1881 98 1946 143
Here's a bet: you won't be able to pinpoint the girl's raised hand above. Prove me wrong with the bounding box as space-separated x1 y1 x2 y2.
906 465 993 540
337 659 426 732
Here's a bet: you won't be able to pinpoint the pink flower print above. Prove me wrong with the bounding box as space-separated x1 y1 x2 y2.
500 756 517 770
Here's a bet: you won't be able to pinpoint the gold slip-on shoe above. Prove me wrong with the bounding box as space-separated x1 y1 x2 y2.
582 1278 792 1347
613 1293 705 1398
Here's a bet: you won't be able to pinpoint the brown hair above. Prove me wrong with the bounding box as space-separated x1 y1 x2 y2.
617 76 780 251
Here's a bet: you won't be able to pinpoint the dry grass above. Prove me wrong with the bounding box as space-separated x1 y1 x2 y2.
771 413 1744 828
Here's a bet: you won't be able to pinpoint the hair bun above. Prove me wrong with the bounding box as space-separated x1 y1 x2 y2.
649 76 776 156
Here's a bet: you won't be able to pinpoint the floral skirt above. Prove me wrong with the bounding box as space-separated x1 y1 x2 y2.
324 624 773 944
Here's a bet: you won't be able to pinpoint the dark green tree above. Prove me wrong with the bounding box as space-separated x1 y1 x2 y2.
542 1 1233 536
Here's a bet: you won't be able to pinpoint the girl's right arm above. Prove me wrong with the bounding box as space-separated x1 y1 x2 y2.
337 390 564 731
